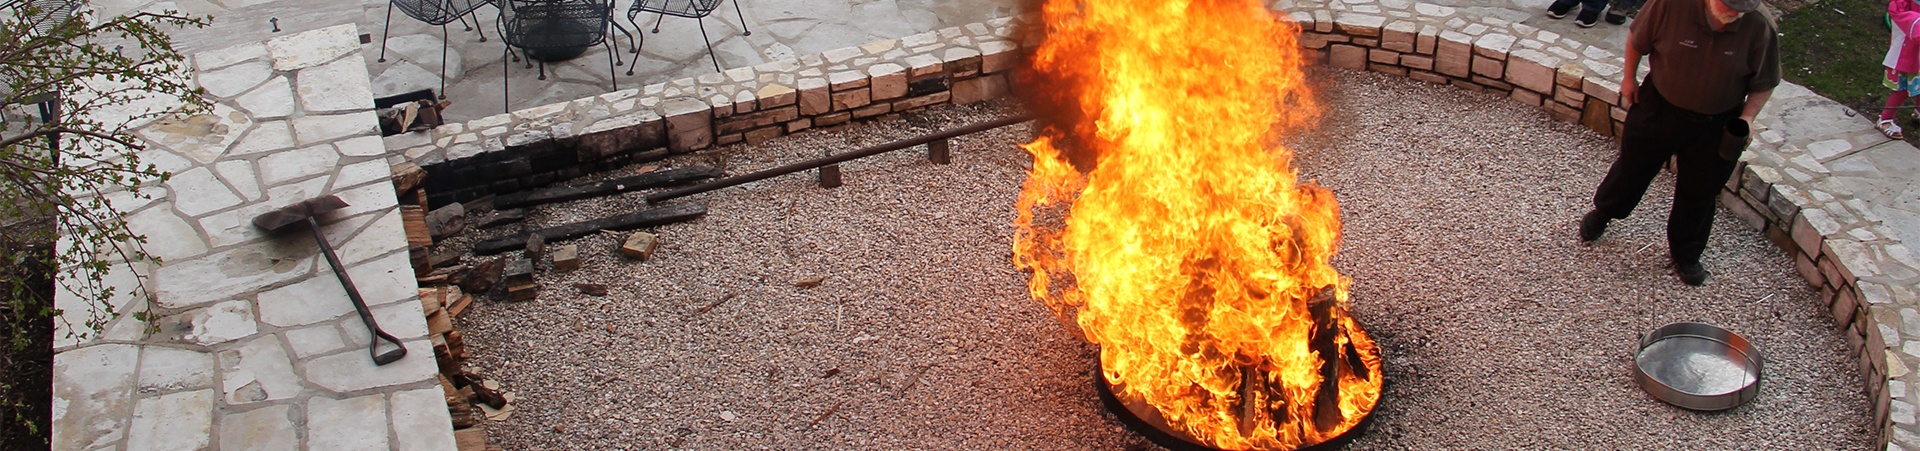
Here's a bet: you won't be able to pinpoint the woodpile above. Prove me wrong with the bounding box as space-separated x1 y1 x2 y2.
390 161 722 450
419 285 507 451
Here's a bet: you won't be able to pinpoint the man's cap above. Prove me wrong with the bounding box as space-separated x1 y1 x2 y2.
1721 0 1760 13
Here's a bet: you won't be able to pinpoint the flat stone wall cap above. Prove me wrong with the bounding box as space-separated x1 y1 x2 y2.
266 24 359 71
196 42 269 71
296 58 376 113
1475 33 1516 56
660 97 712 118
304 339 438 393
197 60 273 98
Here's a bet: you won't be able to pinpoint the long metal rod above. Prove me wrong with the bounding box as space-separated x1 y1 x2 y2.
646 114 1034 203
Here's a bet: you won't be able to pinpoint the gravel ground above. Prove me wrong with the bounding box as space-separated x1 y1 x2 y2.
454 68 1871 450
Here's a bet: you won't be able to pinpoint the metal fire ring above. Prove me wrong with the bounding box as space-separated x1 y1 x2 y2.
1094 364 1377 451
1631 322 1764 411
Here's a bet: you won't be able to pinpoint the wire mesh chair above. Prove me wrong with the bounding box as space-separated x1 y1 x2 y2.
626 0 750 73
377 0 493 99
499 0 620 112
5 0 76 35
2 0 77 150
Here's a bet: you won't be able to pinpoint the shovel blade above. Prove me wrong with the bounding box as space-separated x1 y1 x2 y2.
252 195 351 231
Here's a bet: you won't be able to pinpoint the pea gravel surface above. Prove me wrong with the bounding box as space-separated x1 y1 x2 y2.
455 68 1872 450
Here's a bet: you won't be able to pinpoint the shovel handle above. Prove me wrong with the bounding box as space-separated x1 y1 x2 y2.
371 328 408 365
307 215 408 366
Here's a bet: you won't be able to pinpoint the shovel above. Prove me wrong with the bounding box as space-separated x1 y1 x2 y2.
253 195 408 365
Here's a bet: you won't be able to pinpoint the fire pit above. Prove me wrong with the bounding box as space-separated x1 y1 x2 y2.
1011 0 1382 448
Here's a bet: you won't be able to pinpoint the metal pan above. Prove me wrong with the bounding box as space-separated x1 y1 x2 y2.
1631 322 1763 411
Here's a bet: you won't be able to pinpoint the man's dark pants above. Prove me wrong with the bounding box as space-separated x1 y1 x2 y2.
1591 79 1741 266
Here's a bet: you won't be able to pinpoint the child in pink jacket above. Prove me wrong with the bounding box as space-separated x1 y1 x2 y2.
1881 0 1920 139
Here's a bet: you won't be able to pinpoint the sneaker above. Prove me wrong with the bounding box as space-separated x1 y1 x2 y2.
1578 210 1609 242
1575 8 1602 27
1547 0 1577 18
1675 262 1711 286
1604 9 1629 24
1605 0 1640 24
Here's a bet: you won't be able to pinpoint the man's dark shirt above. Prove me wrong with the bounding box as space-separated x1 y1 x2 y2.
1628 0 1783 114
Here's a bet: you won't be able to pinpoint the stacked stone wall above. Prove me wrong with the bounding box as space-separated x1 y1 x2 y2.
1285 3 1919 447
386 20 1021 209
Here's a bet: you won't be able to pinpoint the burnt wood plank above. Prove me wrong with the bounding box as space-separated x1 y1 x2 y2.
472 202 708 255
492 166 722 210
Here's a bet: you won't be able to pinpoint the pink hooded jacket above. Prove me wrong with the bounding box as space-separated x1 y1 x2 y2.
1888 0 1920 73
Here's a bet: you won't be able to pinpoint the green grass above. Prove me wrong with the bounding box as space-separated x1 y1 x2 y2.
1778 0 1898 116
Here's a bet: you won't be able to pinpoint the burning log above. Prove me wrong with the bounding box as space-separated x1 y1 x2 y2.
1237 362 1262 438
472 202 707 255
491 166 721 210
1308 286 1343 433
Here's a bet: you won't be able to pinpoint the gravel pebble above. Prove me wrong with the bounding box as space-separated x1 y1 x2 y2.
455 68 1871 450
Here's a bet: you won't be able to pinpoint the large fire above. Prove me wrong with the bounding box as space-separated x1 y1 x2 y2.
1010 0 1382 449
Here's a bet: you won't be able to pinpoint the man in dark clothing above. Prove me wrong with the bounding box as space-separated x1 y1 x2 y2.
1579 0 1781 286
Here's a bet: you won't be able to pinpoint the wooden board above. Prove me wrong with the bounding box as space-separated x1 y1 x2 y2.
402 205 432 247
492 166 721 210
472 202 708 255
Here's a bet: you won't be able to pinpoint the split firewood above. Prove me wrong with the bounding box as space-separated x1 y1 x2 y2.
446 331 468 360
447 293 474 317
417 272 450 286
427 309 453 336
430 248 464 269
418 288 445 317
391 162 428 194
620 232 660 261
506 283 537 302
450 404 477 429
431 334 451 361
401 206 431 247
551 244 581 273
457 372 508 409
453 426 487 451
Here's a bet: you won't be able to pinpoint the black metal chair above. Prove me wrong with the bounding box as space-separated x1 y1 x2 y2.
626 0 751 73
6 0 76 35
499 0 620 112
378 0 493 99
3 0 76 150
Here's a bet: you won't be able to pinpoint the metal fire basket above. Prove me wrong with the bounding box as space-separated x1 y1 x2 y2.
1631 322 1764 411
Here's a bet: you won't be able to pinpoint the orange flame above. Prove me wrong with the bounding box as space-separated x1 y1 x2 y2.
1011 0 1381 449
